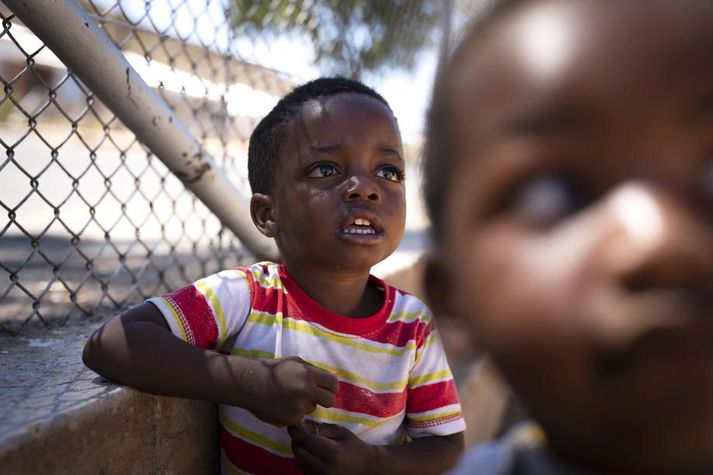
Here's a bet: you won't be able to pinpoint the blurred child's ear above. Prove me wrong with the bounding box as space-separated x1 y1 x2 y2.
424 250 455 318
250 194 279 238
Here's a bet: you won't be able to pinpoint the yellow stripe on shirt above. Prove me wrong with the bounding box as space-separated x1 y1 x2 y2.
307 361 407 392
310 406 403 427
220 414 292 456
387 310 431 325
408 369 453 387
231 347 277 360
409 408 463 425
248 311 417 357
161 296 189 343
250 267 283 290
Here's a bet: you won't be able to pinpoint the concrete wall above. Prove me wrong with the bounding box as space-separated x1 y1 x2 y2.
1 391 218 475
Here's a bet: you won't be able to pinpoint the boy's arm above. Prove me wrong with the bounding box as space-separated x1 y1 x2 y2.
288 422 464 475
82 302 338 426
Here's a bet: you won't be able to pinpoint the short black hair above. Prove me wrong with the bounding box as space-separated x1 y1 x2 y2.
248 76 392 194
424 0 529 241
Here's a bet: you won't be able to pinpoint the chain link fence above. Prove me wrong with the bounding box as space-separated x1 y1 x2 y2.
0 0 482 335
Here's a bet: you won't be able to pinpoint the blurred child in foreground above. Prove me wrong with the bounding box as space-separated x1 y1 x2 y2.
423 0 713 473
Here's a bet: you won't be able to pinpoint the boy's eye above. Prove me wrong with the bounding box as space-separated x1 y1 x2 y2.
306 163 339 178
506 173 587 227
376 166 405 183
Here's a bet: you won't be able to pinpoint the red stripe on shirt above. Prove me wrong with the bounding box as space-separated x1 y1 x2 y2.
251 286 288 315
333 380 407 418
167 284 218 349
407 379 460 413
366 319 431 348
220 425 301 475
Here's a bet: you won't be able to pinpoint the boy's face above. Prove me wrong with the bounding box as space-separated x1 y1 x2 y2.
268 93 405 274
435 0 713 471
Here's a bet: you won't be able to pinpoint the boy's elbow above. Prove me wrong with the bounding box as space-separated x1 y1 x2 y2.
82 318 121 376
82 329 104 373
442 432 466 471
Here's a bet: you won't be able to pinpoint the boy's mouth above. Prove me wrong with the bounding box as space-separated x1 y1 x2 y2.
342 217 377 235
337 212 385 243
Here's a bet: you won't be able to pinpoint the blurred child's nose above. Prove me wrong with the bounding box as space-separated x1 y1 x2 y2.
601 182 712 291
343 174 380 203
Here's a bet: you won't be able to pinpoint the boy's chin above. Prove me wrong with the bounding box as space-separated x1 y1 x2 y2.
292 249 391 274
332 244 398 272
337 254 390 273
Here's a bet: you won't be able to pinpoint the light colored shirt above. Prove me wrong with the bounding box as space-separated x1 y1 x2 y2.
149 261 465 474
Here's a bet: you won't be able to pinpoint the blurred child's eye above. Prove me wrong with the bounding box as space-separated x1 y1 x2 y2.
306 163 339 178
376 166 405 183
507 174 587 226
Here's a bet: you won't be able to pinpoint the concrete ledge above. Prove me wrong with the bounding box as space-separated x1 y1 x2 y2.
1 389 218 474
0 322 218 474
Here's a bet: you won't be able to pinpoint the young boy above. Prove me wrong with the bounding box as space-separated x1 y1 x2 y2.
83 77 465 474
423 1 713 474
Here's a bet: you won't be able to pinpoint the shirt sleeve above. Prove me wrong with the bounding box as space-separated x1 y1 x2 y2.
406 317 466 438
146 268 251 350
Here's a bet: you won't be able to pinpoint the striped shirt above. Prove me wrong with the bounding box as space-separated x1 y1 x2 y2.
149 261 465 475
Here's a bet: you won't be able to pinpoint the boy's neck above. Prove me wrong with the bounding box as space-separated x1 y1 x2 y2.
282 262 382 318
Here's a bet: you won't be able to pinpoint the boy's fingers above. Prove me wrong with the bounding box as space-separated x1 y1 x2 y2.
292 444 328 474
291 423 341 460
310 365 339 393
286 423 309 441
312 386 336 408
289 422 339 459
288 420 320 441
309 422 343 440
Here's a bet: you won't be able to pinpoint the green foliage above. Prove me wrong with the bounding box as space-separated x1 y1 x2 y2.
229 0 444 78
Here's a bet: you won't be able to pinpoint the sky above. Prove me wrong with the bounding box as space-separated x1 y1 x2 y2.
239 32 439 145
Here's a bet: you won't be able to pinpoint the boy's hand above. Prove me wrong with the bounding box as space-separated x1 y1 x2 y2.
288 421 378 475
248 356 338 427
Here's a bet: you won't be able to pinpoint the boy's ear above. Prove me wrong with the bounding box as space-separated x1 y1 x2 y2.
424 250 455 319
250 193 279 238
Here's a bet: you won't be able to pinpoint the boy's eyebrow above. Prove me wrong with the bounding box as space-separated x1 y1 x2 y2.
310 144 342 153
378 144 404 162
308 143 404 162
502 104 598 136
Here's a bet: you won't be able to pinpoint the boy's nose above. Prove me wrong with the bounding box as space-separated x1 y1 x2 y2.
601 183 712 291
343 174 380 203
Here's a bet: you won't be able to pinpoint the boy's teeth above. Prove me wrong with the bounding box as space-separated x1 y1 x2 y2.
343 224 376 234
353 218 371 226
